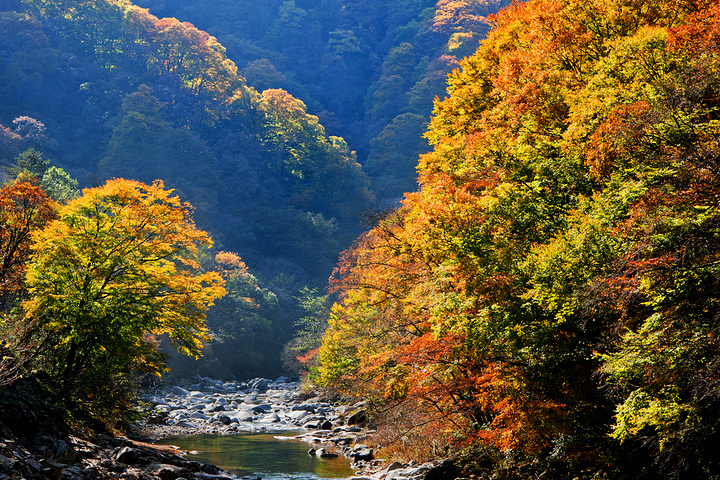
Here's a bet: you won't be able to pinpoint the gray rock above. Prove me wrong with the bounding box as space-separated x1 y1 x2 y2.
147 462 191 480
288 410 310 421
114 446 141 465
292 404 316 412
250 404 271 414
215 414 232 425
317 448 338 458
385 461 405 472
170 386 190 396
229 411 254 422
248 378 271 392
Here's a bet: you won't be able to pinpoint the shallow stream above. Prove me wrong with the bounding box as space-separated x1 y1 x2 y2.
156 431 354 480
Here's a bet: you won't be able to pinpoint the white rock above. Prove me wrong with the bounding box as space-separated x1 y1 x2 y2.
258 412 281 423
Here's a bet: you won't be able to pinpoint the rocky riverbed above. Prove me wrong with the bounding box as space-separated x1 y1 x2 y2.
134 376 366 438
134 376 457 480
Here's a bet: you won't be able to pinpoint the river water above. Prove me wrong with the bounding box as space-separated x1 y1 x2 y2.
156 431 354 480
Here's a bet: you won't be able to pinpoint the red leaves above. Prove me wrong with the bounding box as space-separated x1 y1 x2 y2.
667 2 720 56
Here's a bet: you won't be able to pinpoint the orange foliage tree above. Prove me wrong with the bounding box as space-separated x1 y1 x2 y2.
0 180 56 389
317 0 720 476
0 180 56 298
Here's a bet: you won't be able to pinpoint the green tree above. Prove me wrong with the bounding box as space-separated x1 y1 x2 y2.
282 286 332 374
24 178 225 415
205 250 281 379
7 147 49 180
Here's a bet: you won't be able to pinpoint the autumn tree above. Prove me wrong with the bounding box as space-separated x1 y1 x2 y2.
318 0 720 477
0 180 56 298
0 180 56 389
24 179 225 415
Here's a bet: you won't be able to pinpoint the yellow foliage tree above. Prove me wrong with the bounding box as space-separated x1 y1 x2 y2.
24 178 225 409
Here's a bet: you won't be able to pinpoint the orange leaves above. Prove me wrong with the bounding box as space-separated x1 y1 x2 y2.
667 2 720 56
318 0 720 467
585 101 655 179
213 250 249 278
459 363 566 454
0 180 57 294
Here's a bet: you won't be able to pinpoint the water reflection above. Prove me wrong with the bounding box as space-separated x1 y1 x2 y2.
157 432 354 479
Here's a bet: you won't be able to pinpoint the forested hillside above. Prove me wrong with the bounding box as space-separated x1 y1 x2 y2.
134 0 509 203
316 0 720 478
0 0 375 379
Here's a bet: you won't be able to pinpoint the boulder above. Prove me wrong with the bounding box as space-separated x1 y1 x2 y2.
248 378 271 392
147 463 191 480
347 410 367 426
229 411 253 423
291 404 316 412
353 448 374 461
424 459 461 480
288 410 310 422
250 404 271 414
215 414 232 425
114 446 141 465
258 412 280 423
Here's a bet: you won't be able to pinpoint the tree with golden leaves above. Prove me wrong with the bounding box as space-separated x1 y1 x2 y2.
24 178 225 413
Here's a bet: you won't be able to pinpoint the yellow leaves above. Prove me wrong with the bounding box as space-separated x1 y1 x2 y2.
24 178 225 385
213 250 249 277
611 388 696 449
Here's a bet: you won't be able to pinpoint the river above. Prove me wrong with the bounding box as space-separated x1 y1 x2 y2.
156 431 355 479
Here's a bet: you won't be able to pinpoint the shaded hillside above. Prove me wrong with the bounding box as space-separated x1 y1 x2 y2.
133 0 510 203
0 0 373 288
0 0 377 379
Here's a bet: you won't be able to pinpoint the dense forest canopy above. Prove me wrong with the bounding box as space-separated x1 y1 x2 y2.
316 0 720 478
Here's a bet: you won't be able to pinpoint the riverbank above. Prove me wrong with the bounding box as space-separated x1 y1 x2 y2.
0 376 455 480
0 376 240 480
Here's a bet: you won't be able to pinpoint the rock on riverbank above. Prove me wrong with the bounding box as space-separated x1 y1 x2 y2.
0 425 237 480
